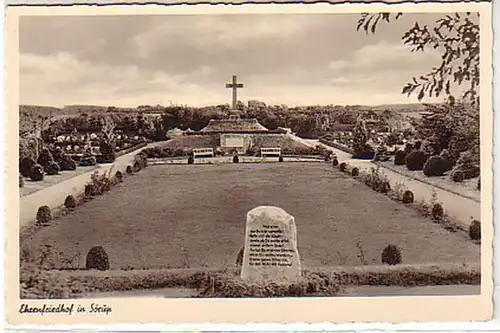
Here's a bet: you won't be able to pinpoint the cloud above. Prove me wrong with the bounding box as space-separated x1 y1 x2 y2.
20 52 221 107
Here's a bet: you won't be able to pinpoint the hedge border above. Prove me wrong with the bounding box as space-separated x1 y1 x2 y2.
34 262 480 299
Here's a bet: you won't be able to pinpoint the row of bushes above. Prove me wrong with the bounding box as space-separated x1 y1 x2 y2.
393 142 480 185
336 161 481 242
33 152 148 229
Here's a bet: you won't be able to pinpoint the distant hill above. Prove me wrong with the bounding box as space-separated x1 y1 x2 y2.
365 103 429 112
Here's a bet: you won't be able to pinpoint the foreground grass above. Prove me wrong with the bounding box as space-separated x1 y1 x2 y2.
21 163 480 270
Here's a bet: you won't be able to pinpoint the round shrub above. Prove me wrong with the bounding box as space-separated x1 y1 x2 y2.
29 164 44 182
115 171 123 182
469 220 481 241
278 156 284 163
477 178 481 190
423 156 447 177
64 195 77 210
36 205 52 225
126 165 133 174
351 167 359 177
37 149 54 167
402 190 414 204
133 161 141 171
187 156 194 165
414 141 422 150
236 247 244 266
44 162 60 175
439 149 453 171
451 169 465 183
431 203 444 222
85 246 110 271
381 244 402 265
19 174 24 188
405 150 427 171
379 181 391 194
332 158 339 167
339 162 347 172
393 150 407 166
59 156 77 171
233 155 239 163
20 157 36 177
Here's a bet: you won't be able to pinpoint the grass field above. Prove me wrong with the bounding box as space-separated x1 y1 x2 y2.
22 163 479 270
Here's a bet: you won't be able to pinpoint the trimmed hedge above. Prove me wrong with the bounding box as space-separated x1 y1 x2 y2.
36 205 52 225
402 190 414 204
187 156 194 165
233 155 240 163
22 263 480 299
469 220 481 241
126 165 133 174
20 157 36 177
423 156 448 177
30 164 44 182
431 203 444 222
64 195 77 210
405 150 428 171
85 246 110 271
381 245 402 265
339 162 347 172
44 162 60 175
394 150 407 166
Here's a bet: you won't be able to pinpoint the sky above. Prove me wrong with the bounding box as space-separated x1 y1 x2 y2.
19 13 452 108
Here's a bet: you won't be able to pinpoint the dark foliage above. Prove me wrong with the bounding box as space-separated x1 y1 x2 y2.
36 205 52 225
394 150 407 166
351 167 359 177
64 195 77 210
402 190 414 204
233 155 240 163
19 174 24 188
59 156 77 171
423 156 448 177
37 149 54 168
278 155 284 162
332 158 339 167
30 164 44 182
187 156 194 165
44 162 60 175
469 220 481 241
85 246 110 271
20 157 36 177
477 178 480 190
405 150 428 171
381 244 402 265
115 171 123 182
339 162 347 172
79 156 97 167
126 165 133 174
431 203 445 222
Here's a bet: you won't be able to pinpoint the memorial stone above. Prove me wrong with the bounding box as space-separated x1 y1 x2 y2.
241 206 301 283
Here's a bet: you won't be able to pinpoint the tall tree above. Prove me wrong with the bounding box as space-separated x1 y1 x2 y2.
357 12 480 105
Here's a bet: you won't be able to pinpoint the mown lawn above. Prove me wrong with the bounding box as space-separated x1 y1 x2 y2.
22 163 480 269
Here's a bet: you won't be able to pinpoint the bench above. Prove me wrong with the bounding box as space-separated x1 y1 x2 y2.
261 147 281 157
193 148 214 158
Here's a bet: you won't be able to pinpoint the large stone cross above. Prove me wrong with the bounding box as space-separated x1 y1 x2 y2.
225 75 244 111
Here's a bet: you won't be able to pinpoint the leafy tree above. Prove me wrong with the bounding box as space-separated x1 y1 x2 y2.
352 120 369 153
357 12 480 105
